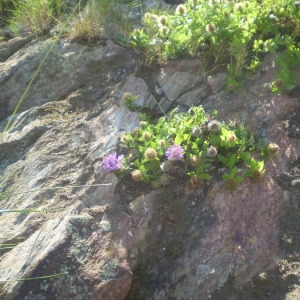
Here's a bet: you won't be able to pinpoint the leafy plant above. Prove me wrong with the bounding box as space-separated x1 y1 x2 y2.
131 0 300 91
104 105 277 191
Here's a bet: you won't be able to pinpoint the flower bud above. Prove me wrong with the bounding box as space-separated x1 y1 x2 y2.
123 92 133 102
158 15 167 25
145 148 157 160
189 155 201 167
131 127 141 135
235 3 244 11
267 143 280 154
252 170 264 182
160 26 169 34
227 133 237 143
206 23 216 33
158 139 166 147
120 134 129 142
191 126 201 137
206 146 218 158
207 120 221 132
144 13 158 21
142 131 151 141
176 4 187 14
132 170 143 182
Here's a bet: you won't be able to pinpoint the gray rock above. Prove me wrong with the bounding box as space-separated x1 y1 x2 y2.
0 35 34 62
177 84 210 107
207 72 228 94
111 74 157 110
0 39 137 118
157 71 203 101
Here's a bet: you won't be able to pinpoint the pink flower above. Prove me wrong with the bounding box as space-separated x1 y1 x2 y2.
165 145 184 160
103 153 124 172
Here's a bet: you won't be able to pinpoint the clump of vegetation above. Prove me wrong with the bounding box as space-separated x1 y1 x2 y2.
68 0 135 44
8 0 57 35
103 106 279 191
5 0 136 43
131 0 300 92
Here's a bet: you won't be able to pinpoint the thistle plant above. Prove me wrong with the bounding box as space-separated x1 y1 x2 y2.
103 105 276 191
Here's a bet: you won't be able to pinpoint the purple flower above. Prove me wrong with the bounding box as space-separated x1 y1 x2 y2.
165 145 184 160
103 153 125 172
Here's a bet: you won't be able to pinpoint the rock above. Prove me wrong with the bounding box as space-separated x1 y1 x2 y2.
0 39 137 119
111 75 156 110
156 59 204 101
155 96 173 114
0 97 139 299
0 35 34 62
207 72 228 94
176 84 210 107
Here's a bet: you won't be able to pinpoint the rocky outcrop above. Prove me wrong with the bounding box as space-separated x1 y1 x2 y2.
0 28 299 300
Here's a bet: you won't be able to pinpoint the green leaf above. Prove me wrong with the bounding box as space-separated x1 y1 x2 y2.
175 131 183 145
199 173 213 180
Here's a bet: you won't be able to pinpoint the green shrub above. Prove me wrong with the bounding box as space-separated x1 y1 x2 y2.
104 106 278 191
131 0 300 91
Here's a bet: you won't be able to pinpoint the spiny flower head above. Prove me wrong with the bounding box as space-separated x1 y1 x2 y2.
144 13 158 21
157 15 167 25
123 92 133 102
191 126 201 137
206 23 216 33
158 139 166 147
103 153 125 172
206 146 218 158
207 120 221 132
189 155 201 167
131 127 141 135
144 148 158 161
175 4 187 14
142 131 151 141
267 143 280 154
160 26 169 34
132 170 143 182
166 145 184 160
227 133 237 143
234 2 244 11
